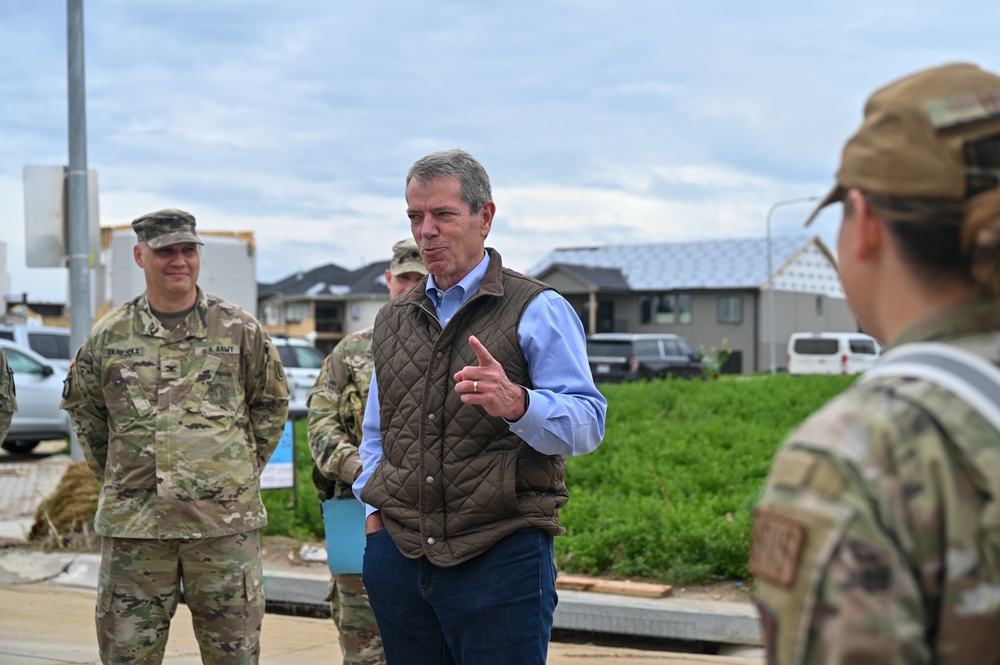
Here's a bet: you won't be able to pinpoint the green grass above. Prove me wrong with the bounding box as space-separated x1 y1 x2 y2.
263 374 856 584
556 374 855 583
261 418 325 542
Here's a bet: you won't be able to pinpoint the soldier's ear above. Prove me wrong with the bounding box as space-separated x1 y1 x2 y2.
845 190 883 263
133 244 144 268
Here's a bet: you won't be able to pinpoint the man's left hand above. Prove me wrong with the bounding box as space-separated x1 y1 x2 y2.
453 335 527 421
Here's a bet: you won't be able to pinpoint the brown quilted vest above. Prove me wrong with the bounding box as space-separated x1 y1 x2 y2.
361 249 568 566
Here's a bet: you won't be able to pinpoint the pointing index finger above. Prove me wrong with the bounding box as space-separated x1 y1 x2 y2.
468 335 496 367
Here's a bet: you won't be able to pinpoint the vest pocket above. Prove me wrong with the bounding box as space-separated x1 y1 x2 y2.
499 449 521 515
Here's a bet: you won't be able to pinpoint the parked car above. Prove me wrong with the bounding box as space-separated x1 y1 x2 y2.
0 339 73 454
271 335 326 419
0 324 72 372
587 333 703 382
787 332 882 375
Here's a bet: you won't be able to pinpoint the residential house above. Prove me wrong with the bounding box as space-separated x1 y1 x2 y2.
528 235 859 374
258 260 391 355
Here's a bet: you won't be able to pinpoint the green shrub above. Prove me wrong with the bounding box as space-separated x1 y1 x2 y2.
263 374 856 584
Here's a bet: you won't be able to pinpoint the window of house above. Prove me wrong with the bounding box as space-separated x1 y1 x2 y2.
678 293 692 324
815 296 824 316
654 294 675 324
717 296 743 324
260 303 281 325
639 292 693 325
286 302 308 323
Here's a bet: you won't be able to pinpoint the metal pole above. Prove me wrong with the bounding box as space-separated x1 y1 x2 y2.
67 0 90 461
766 196 820 375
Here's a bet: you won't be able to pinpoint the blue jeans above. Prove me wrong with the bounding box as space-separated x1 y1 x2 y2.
362 527 557 665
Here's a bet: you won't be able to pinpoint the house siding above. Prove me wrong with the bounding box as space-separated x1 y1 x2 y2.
760 291 859 372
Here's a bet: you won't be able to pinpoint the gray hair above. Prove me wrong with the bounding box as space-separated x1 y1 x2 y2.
406 149 492 214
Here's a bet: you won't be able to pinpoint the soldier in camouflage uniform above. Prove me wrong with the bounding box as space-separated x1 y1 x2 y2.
306 238 426 665
751 63 1000 665
0 347 16 442
60 209 289 665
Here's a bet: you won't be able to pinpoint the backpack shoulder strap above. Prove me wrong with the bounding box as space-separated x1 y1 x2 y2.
861 342 1000 433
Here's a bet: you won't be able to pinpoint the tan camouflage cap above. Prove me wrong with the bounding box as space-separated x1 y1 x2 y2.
131 209 204 248
805 62 1000 226
389 238 427 276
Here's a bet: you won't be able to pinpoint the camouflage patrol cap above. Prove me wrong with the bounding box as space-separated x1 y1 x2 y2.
389 238 427 276
131 209 204 249
805 62 1000 226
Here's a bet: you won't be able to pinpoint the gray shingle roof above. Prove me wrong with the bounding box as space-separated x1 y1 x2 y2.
542 264 631 292
259 260 390 298
528 235 825 291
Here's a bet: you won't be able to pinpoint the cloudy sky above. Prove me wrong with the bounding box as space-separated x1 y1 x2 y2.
2 1 997 303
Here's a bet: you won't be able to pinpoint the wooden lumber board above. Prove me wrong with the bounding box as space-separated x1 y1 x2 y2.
556 574 673 598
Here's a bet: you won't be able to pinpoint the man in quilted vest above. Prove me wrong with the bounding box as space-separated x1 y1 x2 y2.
353 149 607 664
307 237 426 665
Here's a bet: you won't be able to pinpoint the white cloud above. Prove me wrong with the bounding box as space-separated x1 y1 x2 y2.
1 0 995 302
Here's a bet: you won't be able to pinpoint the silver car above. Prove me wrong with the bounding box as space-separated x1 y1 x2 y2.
270 336 326 420
0 339 73 454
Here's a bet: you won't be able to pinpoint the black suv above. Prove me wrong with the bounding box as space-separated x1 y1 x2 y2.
587 333 703 383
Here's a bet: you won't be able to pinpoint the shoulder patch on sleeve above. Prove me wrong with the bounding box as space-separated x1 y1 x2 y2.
769 449 847 498
768 450 817 488
750 508 806 588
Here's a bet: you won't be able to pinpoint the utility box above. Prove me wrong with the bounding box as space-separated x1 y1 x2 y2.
23 165 100 268
103 228 257 314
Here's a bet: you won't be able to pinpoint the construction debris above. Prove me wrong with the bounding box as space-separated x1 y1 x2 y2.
29 461 99 550
556 573 673 598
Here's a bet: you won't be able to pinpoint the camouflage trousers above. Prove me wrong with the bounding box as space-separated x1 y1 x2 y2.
329 573 385 665
96 531 264 665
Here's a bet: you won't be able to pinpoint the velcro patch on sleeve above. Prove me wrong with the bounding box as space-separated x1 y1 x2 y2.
750 509 806 588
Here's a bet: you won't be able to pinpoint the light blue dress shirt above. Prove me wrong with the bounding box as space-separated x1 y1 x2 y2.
352 251 607 514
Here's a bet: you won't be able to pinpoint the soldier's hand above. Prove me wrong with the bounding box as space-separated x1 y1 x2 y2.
453 335 528 421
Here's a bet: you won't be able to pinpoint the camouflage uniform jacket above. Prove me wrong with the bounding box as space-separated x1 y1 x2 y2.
0 348 16 441
306 328 373 501
751 299 1000 665
60 288 289 539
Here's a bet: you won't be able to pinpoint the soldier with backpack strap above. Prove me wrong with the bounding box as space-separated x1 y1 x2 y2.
750 63 1000 665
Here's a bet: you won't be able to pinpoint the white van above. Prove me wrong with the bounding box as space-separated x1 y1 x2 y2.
787 332 882 375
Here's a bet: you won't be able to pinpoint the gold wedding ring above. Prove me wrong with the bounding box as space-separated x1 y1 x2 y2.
473 380 479 393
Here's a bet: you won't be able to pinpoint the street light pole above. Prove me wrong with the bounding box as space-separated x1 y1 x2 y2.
766 196 820 375
66 0 90 462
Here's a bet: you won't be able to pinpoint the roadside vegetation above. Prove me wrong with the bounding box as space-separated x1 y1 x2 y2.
262 373 856 584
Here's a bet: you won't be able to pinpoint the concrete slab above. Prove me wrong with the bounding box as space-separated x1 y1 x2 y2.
0 584 761 665
0 455 71 521
0 450 765 657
